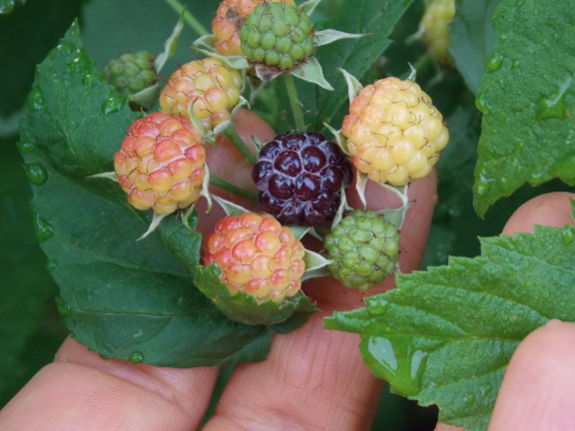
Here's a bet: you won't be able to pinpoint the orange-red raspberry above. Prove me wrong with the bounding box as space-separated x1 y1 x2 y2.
342 77 449 186
159 58 242 131
114 112 206 214
212 0 296 56
204 212 305 303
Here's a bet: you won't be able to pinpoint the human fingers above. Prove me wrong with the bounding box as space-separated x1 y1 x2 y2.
434 192 575 431
202 172 438 431
0 109 275 431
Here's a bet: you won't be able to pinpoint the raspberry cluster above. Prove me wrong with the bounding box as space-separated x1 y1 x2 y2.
114 112 205 214
103 51 156 95
252 132 352 227
204 212 305 302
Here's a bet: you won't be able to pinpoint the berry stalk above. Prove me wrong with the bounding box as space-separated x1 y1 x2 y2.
224 123 258 165
283 73 306 132
209 173 259 203
164 0 209 36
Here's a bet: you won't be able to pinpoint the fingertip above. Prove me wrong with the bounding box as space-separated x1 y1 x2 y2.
502 192 575 236
489 319 575 430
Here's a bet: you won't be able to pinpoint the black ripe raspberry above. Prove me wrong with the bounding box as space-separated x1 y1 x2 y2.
252 132 352 227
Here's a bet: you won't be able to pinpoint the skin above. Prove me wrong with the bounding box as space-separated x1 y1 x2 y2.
0 110 573 430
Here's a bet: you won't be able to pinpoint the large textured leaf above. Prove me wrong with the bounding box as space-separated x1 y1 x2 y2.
18 22 275 367
326 222 575 431
0 137 64 406
300 0 414 131
473 0 575 217
448 0 497 95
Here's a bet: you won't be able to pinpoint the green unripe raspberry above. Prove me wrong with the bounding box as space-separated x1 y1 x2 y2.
240 2 315 71
325 210 399 292
103 51 156 95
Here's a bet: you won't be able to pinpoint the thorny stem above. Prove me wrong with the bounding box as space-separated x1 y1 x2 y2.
283 73 306 132
225 124 258 165
164 0 209 36
209 174 259 203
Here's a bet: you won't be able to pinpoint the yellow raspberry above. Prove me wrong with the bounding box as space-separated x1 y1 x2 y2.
204 212 305 303
159 58 242 131
342 77 449 186
114 112 206 214
212 0 296 56
421 0 456 66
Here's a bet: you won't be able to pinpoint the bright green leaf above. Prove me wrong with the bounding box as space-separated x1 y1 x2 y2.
473 0 575 217
0 0 25 15
18 22 275 367
326 222 575 430
448 0 498 94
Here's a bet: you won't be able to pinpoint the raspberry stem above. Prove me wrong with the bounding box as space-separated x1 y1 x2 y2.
283 73 306 132
164 0 209 36
209 173 259 203
224 124 258 165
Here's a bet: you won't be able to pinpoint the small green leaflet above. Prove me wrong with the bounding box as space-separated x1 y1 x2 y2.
325 222 575 431
473 0 575 217
18 21 284 367
448 0 497 95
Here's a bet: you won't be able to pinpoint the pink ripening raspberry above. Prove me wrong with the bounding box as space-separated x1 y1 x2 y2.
204 212 305 302
114 112 206 214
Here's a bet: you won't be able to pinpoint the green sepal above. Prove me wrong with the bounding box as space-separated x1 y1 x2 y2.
291 57 334 91
338 67 364 104
127 84 161 111
154 10 185 73
191 39 249 70
298 0 322 16
195 263 318 327
314 29 366 47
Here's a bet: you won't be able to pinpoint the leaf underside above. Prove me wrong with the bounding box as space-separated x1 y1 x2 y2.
326 223 575 431
18 22 279 367
472 0 575 217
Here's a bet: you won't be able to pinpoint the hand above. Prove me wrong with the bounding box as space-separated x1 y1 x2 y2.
436 192 575 431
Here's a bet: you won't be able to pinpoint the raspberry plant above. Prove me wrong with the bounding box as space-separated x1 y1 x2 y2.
3 0 575 430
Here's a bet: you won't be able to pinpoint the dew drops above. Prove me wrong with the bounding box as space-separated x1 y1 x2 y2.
27 85 44 111
536 76 572 121
101 94 127 115
486 54 503 72
49 41 75 58
129 351 145 364
479 382 493 398
66 50 93 74
32 210 54 243
368 337 398 373
82 73 104 87
24 163 48 185
563 228 575 245
475 93 491 114
410 350 428 384
462 392 476 406
367 297 389 316
45 260 58 271
56 298 71 317
17 141 35 154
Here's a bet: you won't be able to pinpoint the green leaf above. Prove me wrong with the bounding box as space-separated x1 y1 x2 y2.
195 264 318 327
154 9 185 73
326 222 575 430
448 0 498 94
473 0 575 217
0 0 25 15
18 22 274 367
300 0 414 131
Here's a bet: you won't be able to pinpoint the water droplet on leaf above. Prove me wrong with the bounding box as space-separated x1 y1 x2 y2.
486 54 503 72
17 141 35 154
462 392 476 406
536 76 572 121
475 93 491 114
82 73 104 87
367 297 389 316
129 351 145 364
49 41 75 58
32 209 54 242
24 163 48 185
102 94 127 115
46 260 58 271
563 228 575 245
27 85 44 111
56 298 71 317
479 383 493 397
